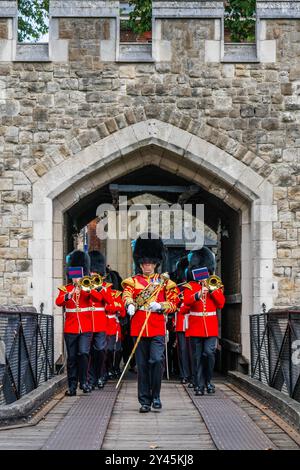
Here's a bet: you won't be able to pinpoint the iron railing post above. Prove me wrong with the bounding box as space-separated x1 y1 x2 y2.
257 314 261 382
45 316 49 380
288 312 292 397
267 312 271 386
17 314 22 399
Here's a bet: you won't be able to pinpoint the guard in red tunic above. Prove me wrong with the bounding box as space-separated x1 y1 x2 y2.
122 235 179 413
55 250 93 396
88 250 116 389
173 256 192 385
182 247 225 396
105 290 126 379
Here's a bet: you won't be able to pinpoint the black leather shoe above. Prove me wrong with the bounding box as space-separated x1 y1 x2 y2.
81 383 91 393
188 382 194 388
206 383 215 394
152 398 162 410
65 389 76 397
97 378 105 389
195 387 204 396
139 404 151 413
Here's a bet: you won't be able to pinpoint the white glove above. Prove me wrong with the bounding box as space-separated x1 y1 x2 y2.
149 301 162 312
127 304 135 317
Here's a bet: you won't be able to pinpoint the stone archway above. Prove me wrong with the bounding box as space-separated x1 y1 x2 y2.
28 119 276 364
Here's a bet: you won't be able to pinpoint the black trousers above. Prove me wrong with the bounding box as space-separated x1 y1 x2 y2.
190 336 217 389
177 332 191 380
134 335 165 406
88 332 106 385
64 332 93 390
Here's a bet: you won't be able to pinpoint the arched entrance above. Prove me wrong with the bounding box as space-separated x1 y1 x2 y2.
28 120 275 371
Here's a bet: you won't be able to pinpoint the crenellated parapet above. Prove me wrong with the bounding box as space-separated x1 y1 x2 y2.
0 0 17 61
256 1 300 18
0 1 300 63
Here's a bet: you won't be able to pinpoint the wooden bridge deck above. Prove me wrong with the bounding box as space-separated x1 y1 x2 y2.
0 378 299 450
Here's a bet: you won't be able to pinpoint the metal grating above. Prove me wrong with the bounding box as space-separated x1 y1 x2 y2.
250 311 300 401
186 387 276 450
0 311 54 405
42 383 119 450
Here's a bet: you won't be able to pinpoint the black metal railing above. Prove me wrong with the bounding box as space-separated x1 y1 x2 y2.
250 309 300 402
0 308 54 405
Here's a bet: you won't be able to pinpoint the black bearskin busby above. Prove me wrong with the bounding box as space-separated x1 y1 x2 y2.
186 246 216 281
172 256 188 284
66 249 90 277
133 233 166 271
89 250 106 275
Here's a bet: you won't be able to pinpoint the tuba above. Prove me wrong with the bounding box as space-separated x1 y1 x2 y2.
206 274 223 291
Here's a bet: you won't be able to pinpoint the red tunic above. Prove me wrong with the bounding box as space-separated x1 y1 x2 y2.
55 284 93 334
106 290 126 339
182 281 225 337
122 273 179 338
90 282 115 333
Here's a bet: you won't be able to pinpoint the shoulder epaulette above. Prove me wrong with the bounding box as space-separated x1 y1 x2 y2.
104 282 113 289
182 282 193 290
58 285 68 293
112 290 122 298
121 277 135 288
165 279 177 290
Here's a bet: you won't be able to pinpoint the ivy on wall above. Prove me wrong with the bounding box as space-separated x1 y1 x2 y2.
224 0 256 43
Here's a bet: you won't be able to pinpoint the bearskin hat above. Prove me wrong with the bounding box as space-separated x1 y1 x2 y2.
133 233 165 268
186 246 216 281
174 256 189 284
89 250 106 275
66 249 91 277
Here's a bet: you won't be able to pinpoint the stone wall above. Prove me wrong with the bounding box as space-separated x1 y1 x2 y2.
0 0 299 314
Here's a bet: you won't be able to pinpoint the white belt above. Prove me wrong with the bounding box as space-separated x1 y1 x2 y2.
66 307 104 313
66 307 91 313
190 311 216 317
184 311 216 330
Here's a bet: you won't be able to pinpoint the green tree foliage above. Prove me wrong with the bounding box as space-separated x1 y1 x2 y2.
18 0 49 42
128 0 152 34
224 0 256 42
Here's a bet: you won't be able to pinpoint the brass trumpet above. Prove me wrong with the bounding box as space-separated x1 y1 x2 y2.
206 274 223 291
91 274 104 289
79 276 93 291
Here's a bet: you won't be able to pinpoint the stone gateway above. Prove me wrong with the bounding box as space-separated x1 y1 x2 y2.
0 1 299 369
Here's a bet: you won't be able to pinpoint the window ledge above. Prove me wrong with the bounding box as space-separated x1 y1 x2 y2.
222 42 259 63
117 42 153 63
15 43 50 62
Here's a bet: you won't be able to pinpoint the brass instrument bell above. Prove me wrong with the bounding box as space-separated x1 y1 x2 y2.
91 274 103 288
79 276 93 291
206 274 223 291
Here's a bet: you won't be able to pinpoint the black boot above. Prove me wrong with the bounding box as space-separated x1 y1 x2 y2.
65 388 76 396
80 383 92 393
206 383 215 394
152 397 162 410
194 387 204 396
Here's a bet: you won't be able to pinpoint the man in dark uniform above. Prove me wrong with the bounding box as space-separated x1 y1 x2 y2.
122 235 179 413
55 250 93 395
